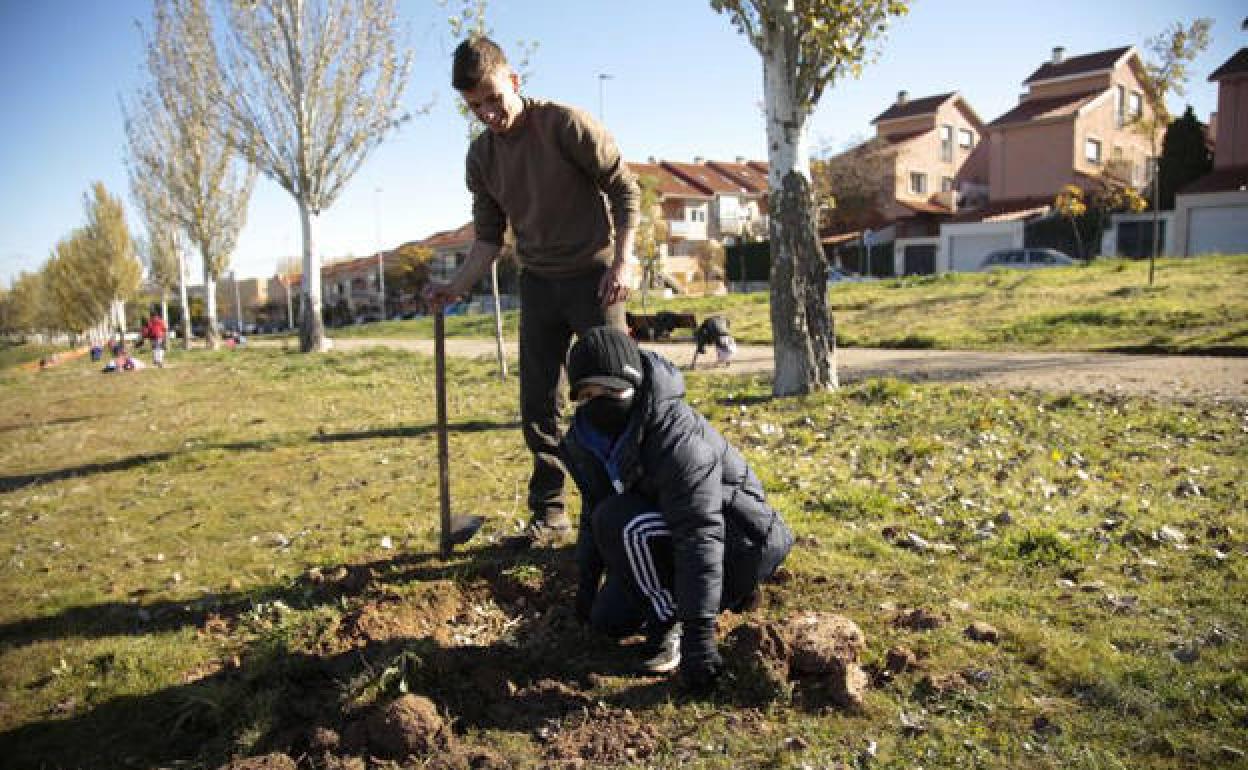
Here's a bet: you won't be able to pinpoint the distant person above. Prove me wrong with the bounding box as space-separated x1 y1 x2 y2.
426 35 640 545
562 327 794 691
692 315 736 368
141 312 168 368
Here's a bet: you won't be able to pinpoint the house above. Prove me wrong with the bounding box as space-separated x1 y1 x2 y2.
869 90 991 217
627 158 771 293
1174 47 1248 255
987 46 1156 202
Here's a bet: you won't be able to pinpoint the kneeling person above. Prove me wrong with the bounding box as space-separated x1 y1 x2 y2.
561 326 794 690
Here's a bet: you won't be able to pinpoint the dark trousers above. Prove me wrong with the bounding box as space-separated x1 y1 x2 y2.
587 493 759 638
519 268 626 520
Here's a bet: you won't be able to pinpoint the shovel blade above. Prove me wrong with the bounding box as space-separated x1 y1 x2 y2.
444 514 485 547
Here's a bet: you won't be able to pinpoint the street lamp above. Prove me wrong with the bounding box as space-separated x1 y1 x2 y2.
597 73 613 123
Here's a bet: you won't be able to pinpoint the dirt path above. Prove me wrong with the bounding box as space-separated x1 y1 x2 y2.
268 337 1248 403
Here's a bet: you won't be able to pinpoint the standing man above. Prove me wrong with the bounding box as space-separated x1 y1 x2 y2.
428 36 640 544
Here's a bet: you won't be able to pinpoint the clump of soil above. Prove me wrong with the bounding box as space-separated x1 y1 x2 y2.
541 703 660 764
216 754 296 770
893 607 946 631
723 612 869 710
366 694 453 759
329 581 467 652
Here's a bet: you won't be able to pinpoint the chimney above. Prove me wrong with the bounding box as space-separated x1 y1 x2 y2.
735 155 746 164
1052 46 1065 64
693 156 705 164
647 156 657 164
897 90 909 105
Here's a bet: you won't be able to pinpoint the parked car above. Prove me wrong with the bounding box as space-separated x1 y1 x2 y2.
827 266 873 283
981 248 1077 270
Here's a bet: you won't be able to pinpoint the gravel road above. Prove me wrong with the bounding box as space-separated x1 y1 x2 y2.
264 336 1248 403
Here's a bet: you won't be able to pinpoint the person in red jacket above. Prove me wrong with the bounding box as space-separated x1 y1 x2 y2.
142 312 168 368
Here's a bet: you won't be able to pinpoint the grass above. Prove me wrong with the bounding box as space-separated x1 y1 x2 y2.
0 344 1244 769
328 255 1248 355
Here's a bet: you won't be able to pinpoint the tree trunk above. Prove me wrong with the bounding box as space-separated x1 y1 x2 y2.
490 260 507 380
203 266 221 351
160 289 169 329
762 34 836 396
298 198 328 352
177 246 192 350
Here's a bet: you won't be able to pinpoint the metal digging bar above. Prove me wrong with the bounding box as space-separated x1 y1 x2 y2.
435 307 484 557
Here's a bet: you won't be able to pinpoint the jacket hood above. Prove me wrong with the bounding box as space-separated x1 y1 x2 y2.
639 350 685 411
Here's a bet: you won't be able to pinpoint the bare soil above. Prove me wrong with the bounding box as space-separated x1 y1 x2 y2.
295 337 1248 403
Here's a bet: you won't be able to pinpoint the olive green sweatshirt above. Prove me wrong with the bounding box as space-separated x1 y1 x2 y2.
466 98 639 279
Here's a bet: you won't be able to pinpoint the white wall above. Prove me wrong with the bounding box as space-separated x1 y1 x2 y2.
938 221 1023 272
1174 191 1248 256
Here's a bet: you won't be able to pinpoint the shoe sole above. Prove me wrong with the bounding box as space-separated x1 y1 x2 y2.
640 654 681 674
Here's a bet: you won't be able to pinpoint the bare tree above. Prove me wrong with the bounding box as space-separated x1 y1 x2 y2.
126 0 254 351
1134 18 1212 284
219 0 413 353
128 143 192 348
710 0 909 395
812 135 892 233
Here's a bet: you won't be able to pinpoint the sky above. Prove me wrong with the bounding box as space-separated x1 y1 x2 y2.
1 0 1245 285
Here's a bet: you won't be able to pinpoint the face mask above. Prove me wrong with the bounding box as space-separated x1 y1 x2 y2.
580 394 634 436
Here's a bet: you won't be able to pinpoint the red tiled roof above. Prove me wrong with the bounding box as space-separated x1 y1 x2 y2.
420 222 475 248
1209 48 1248 81
1180 165 1248 195
323 254 382 277
1023 46 1132 84
872 92 955 123
628 162 712 198
705 160 769 194
898 199 952 215
949 197 1053 223
662 161 748 195
988 89 1102 127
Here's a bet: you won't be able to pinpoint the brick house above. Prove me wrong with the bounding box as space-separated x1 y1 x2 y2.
987 46 1157 202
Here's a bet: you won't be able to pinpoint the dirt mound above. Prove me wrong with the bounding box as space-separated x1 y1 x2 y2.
541 704 660 764
366 694 452 759
893 607 947 631
324 581 474 654
724 612 869 709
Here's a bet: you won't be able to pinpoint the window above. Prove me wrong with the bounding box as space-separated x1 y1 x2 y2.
1129 91 1143 121
1115 85 1126 127
940 124 953 162
941 177 954 193
958 128 974 149
909 172 928 195
1085 138 1102 165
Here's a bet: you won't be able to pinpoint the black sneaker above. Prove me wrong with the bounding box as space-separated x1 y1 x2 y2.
502 512 574 548
639 622 682 674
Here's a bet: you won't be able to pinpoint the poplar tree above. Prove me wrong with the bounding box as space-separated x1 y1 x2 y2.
126 0 254 350
710 0 909 395
219 0 413 353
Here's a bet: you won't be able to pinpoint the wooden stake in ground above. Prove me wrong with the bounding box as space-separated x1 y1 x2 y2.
435 308 484 556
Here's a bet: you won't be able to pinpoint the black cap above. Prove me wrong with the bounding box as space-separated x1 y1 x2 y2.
567 326 644 399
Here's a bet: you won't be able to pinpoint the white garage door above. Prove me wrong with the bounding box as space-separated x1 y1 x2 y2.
1188 206 1248 255
949 233 1015 272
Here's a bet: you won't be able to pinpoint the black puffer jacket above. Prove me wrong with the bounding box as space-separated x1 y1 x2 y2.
561 350 793 624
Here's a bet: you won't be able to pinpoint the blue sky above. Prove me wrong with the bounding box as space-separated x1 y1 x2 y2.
1 0 1244 284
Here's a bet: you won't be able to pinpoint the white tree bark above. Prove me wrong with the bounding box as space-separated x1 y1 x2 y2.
761 22 836 395
202 262 220 350
177 244 191 350
298 198 330 351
